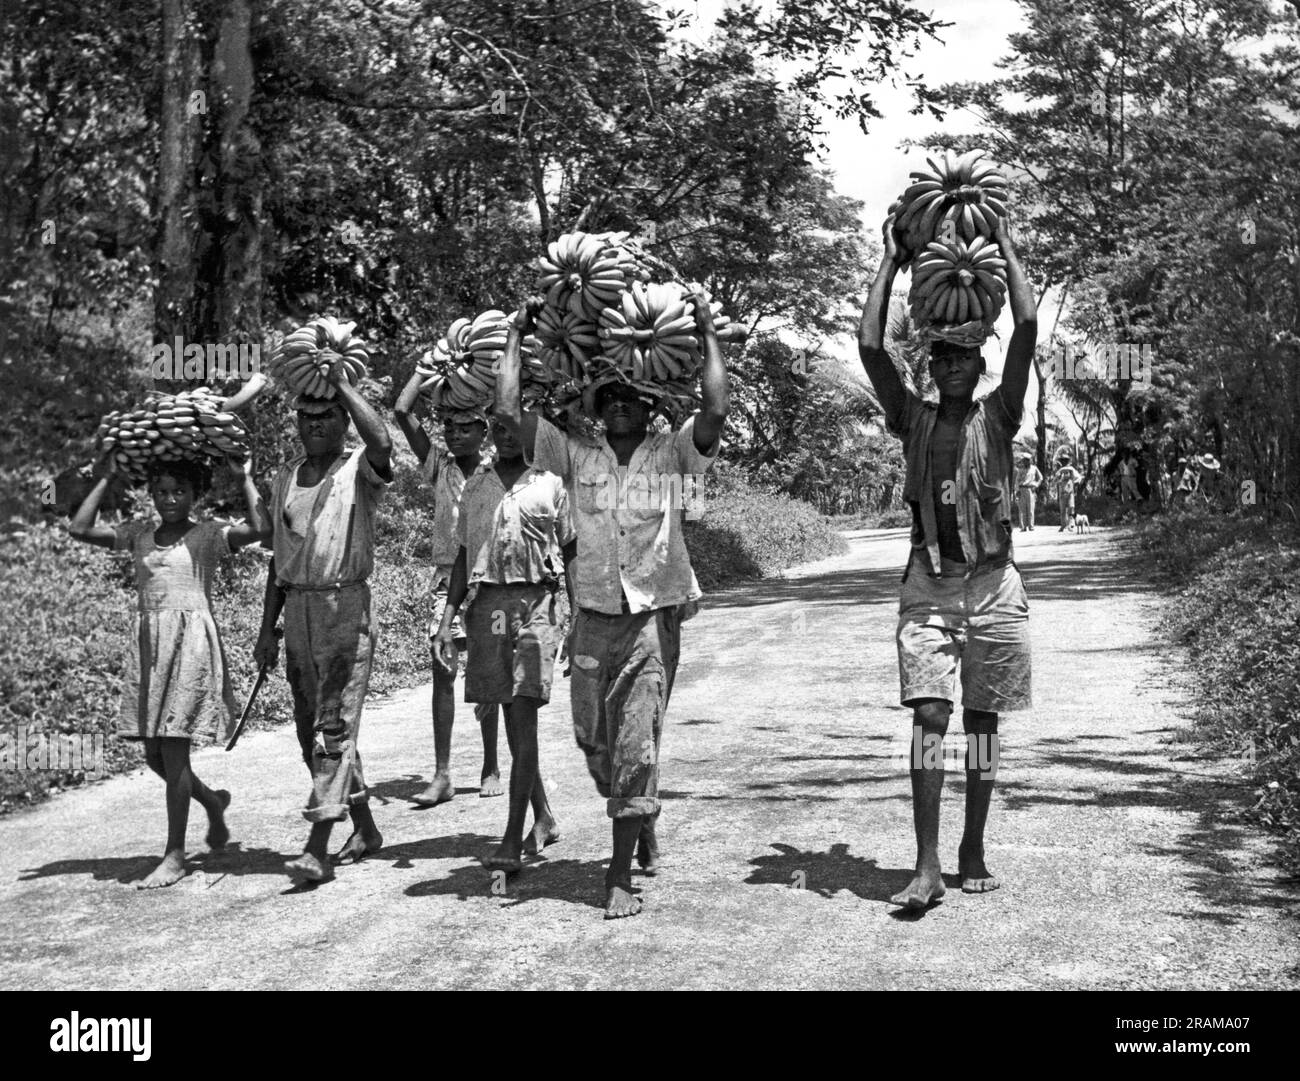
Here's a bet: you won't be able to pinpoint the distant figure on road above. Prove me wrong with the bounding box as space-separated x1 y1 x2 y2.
1014 454 1042 531
1052 456 1083 532
1118 453 1140 502
858 211 1036 910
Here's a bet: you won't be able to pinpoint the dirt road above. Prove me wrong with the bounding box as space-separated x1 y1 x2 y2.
2 527 1297 990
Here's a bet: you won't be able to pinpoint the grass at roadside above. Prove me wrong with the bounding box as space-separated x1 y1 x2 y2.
1131 508 1300 872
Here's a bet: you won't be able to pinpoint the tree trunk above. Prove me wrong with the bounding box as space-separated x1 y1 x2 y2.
155 0 202 368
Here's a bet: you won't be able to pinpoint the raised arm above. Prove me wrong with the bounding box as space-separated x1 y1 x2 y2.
690 291 729 454
327 352 392 479
995 215 1038 417
858 217 908 425
394 358 433 464
67 453 120 549
492 299 541 458
226 455 272 548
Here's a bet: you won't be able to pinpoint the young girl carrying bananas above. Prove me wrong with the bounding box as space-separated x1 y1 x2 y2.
68 453 271 888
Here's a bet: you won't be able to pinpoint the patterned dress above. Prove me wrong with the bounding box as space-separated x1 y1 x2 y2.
114 520 238 743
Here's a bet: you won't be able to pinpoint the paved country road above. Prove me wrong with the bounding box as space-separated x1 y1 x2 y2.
2 528 1297 990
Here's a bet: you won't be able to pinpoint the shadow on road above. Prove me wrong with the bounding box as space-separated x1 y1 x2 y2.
17 841 290 885
403 853 607 912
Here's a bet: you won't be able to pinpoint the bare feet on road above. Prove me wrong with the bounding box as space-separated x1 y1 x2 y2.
205 790 231 850
137 850 187 890
523 815 560 856
889 865 946 910
412 774 454 807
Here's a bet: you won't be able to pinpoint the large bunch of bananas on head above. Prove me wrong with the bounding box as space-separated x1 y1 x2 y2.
417 309 545 416
890 149 1009 257
267 315 369 398
95 386 251 483
908 236 1009 330
533 230 746 412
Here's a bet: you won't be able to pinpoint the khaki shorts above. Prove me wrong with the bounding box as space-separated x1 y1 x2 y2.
428 566 466 644
896 557 1031 712
463 582 560 704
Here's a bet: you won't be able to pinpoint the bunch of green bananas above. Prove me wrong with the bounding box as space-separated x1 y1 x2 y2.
417 310 546 414
907 236 1009 328
95 386 251 482
267 316 369 398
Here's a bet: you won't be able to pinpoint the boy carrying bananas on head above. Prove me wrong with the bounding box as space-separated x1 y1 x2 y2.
394 367 503 806
858 211 1036 911
493 293 728 920
433 417 572 872
255 351 393 884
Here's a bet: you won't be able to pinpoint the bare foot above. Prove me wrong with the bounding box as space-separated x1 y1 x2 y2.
958 843 1001 894
412 773 454 807
332 827 383 865
479 771 504 798
205 790 231 850
523 815 561 856
636 821 661 876
285 852 334 883
137 851 187 890
483 840 523 874
604 885 642 919
889 866 946 910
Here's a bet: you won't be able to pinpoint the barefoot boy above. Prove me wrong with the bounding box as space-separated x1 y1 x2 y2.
394 366 503 805
494 295 728 919
858 214 1036 910
255 353 392 883
433 417 572 872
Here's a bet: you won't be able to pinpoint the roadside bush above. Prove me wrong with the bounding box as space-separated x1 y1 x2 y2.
687 465 847 591
1132 508 1300 871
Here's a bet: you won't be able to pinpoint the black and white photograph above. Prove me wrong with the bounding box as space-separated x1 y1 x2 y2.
1 0 1298 1022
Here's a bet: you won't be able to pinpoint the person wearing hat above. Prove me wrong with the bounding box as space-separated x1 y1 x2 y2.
1013 453 1043 531
254 352 392 883
493 292 728 920
857 210 1036 910
394 367 503 807
1052 453 1083 529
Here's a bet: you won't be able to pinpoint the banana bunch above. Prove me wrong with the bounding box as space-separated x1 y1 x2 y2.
592 281 700 382
95 386 250 482
538 231 639 323
907 236 1009 328
267 315 370 398
891 149 1009 257
418 310 547 415
535 304 601 382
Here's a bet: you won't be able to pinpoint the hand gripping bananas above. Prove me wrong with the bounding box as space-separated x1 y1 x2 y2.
94 385 253 483
418 309 545 416
266 315 370 399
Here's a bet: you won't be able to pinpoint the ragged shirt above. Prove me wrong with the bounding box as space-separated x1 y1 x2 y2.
457 464 575 586
531 415 716 615
424 450 485 570
886 387 1021 577
269 447 388 588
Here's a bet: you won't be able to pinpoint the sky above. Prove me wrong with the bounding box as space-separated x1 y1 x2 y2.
667 0 1049 435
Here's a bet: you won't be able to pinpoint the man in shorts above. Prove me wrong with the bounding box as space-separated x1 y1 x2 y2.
395 366 502 805
858 212 1036 910
433 417 573 872
493 293 728 919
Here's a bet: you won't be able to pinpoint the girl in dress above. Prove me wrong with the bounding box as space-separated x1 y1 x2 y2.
69 453 270 888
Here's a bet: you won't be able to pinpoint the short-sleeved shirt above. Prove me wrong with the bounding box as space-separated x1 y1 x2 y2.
531 415 717 615
1014 464 1042 489
113 519 231 611
457 464 575 586
424 450 484 570
269 448 388 587
886 387 1021 576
